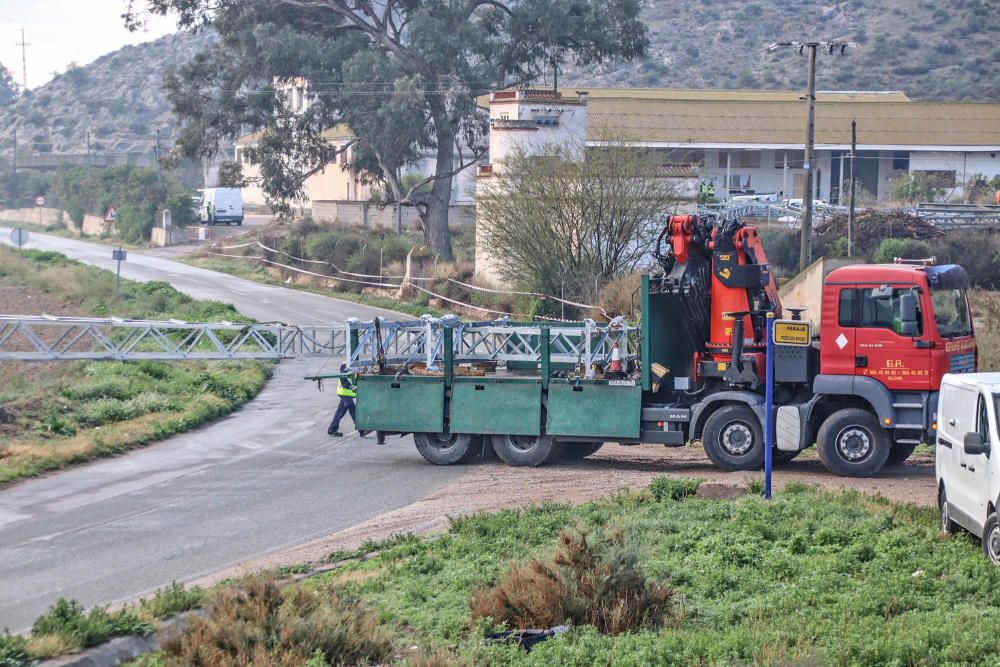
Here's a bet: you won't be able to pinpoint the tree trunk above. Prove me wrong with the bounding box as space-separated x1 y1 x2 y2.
425 110 455 259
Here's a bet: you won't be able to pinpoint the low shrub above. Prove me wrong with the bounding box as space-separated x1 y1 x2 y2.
30 598 151 655
139 582 204 621
470 528 674 635
0 632 30 667
872 238 933 264
159 576 391 666
649 477 702 502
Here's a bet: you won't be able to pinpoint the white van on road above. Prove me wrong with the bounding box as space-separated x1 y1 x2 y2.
937 372 1000 563
199 187 244 226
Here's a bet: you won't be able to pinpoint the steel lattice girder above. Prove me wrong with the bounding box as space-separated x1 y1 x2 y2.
0 316 347 361
0 315 640 367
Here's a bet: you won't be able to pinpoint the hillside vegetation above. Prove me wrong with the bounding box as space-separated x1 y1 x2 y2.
0 0 994 169
563 0 998 101
0 31 214 159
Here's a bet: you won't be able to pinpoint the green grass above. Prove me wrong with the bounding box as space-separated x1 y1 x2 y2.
121 481 1000 666
0 248 272 484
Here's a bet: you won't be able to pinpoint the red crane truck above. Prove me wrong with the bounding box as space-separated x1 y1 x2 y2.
347 214 977 478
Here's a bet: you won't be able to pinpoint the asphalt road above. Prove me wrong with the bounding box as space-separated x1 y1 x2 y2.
0 229 465 630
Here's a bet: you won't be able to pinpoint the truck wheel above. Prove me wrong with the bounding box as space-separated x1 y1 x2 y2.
491 434 563 467
885 441 919 467
561 442 603 460
983 513 1000 564
413 432 480 465
939 488 957 535
816 409 890 478
702 405 765 472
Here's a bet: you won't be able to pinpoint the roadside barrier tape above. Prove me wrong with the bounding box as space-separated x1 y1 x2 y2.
210 241 608 316
203 252 402 289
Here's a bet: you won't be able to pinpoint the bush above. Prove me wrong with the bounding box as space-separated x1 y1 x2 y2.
139 582 204 620
758 229 800 273
649 477 702 502
872 238 932 264
470 528 674 635
31 599 151 653
159 576 391 666
0 632 30 667
938 232 1000 289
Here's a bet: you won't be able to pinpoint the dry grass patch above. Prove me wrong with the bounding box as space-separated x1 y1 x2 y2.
470 528 674 636
159 576 392 667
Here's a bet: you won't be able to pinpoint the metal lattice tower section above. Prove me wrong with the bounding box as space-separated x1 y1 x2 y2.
0 315 639 369
0 316 347 361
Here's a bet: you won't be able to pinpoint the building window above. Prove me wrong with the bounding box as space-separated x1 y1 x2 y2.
737 150 761 169
339 145 348 165
892 151 910 170
774 149 804 169
657 148 705 166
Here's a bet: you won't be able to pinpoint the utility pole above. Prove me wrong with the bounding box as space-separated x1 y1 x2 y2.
11 127 16 204
767 40 856 271
154 128 162 183
86 129 92 175
16 28 29 90
848 120 857 257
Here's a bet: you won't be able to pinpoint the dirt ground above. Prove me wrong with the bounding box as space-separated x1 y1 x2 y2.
194 441 936 587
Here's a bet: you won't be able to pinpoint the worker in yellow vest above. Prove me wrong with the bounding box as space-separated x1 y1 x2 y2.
328 363 369 437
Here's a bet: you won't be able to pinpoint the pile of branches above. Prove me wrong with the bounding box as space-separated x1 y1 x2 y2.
816 208 944 251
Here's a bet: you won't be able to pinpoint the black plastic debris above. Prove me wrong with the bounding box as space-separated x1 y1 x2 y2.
488 625 569 651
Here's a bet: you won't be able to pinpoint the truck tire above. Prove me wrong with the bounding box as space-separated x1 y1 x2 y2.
702 405 765 472
885 441 919 467
414 432 480 465
816 409 890 478
561 442 603 460
491 434 563 467
983 512 1000 565
939 487 957 535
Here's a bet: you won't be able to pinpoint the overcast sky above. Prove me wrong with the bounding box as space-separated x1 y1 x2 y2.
0 0 176 90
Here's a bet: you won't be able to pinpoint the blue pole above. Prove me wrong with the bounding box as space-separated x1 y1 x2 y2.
764 312 775 500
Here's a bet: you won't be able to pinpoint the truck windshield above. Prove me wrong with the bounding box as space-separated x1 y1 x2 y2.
931 288 973 338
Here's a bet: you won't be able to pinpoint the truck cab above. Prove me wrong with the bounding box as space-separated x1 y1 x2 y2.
820 263 976 391
937 373 1000 564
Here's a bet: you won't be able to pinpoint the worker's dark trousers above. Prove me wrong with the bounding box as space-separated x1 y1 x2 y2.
328 396 356 433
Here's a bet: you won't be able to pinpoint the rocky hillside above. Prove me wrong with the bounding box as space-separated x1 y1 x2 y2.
0 0 995 164
564 0 998 102
565 0 1000 102
0 30 215 159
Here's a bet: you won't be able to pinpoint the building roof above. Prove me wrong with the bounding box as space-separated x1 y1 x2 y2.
581 89 1000 149
237 123 353 146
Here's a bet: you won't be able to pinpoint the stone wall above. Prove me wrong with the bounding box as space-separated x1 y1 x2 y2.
312 200 474 229
0 207 66 227
81 215 111 236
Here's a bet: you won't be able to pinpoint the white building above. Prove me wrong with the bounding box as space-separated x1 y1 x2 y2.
474 87 1000 282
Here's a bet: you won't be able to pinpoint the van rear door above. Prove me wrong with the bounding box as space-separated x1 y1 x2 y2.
938 379 982 531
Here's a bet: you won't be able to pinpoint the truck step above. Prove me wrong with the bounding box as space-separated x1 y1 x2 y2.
892 402 923 409
893 424 924 430
894 438 922 445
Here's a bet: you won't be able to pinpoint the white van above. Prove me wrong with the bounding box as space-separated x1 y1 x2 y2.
936 372 1000 563
199 188 244 226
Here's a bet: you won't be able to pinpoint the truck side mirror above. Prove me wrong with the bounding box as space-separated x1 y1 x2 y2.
964 431 991 456
898 293 918 336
